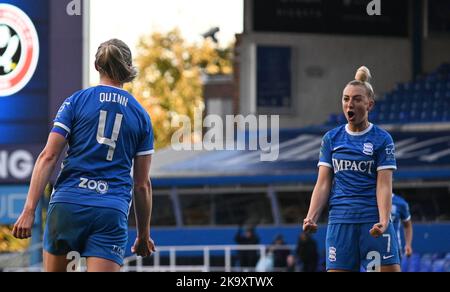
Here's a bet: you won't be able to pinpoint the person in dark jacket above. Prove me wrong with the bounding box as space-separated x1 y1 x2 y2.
235 225 260 269
296 232 319 272
270 234 291 271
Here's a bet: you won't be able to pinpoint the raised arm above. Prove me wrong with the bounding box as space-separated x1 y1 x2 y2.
13 133 67 239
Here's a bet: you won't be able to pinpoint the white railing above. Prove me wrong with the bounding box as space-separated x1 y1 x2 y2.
0 243 44 272
122 244 295 273
2 244 295 272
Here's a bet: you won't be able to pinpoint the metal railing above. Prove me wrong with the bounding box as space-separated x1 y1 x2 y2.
0 243 44 272
1 244 295 272
122 244 295 272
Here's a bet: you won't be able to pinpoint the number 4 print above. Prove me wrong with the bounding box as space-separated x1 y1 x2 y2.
97 110 123 161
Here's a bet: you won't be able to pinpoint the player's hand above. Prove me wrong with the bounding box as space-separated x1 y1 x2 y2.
369 223 387 238
404 245 413 257
12 209 35 239
131 236 156 257
303 218 318 234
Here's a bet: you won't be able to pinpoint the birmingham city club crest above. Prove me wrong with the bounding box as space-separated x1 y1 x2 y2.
0 4 39 97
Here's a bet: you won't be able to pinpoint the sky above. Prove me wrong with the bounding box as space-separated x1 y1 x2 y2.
89 0 244 84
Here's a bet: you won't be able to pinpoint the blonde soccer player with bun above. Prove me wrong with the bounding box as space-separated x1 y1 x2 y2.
303 66 401 272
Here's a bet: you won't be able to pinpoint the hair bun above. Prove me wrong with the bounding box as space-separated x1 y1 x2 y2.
355 66 372 83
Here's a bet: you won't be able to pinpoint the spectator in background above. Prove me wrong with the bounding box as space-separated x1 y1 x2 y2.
235 225 260 270
286 254 297 272
269 234 290 271
296 232 318 272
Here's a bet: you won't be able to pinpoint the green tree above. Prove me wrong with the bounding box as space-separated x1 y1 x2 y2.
126 29 234 149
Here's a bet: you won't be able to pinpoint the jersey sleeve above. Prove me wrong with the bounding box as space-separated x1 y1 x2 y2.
377 132 397 171
52 97 75 139
400 199 412 222
136 115 155 156
318 132 332 169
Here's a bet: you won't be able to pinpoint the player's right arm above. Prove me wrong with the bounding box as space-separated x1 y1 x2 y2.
13 133 67 239
303 133 333 233
303 166 332 233
131 154 156 257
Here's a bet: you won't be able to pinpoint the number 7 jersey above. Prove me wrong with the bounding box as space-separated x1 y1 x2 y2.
318 123 397 224
51 85 154 216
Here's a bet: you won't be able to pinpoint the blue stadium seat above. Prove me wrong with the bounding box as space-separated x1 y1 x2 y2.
369 111 379 123
400 102 410 111
424 81 436 91
431 101 441 110
432 259 445 272
399 111 409 122
407 254 421 272
431 110 441 122
326 114 338 126
388 112 398 123
445 260 450 273
421 101 431 110
390 103 400 112
419 260 432 272
404 82 414 92
323 63 450 125
401 256 409 272
378 102 388 112
409 111 420 122
435 82 447 91
395 83 406 92
337 114 347 125
420 111 431 121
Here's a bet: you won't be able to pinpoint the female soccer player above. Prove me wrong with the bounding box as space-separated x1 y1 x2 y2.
303 66 401 272
392 193 413 258
13 39 155 272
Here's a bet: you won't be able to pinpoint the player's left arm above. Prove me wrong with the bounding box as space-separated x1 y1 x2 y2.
401 202 413 256
371 134 396 238
402 219 413 257
370 169 393 238
13 133 67 239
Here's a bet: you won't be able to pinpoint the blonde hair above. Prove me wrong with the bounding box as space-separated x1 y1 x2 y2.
95 39 137 83
347 66 375 100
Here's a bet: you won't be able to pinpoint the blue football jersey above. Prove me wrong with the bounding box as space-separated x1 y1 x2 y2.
318 124 397 224
51 85 154 216
391 194 411 249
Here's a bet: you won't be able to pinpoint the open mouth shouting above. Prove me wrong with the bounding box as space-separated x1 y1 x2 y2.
347 110 356 122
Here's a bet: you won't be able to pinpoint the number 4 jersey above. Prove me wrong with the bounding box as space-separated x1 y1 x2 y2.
51 85 154 216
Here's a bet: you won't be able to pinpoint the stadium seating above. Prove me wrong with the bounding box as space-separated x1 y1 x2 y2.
326 63 450 125
401 253 450 272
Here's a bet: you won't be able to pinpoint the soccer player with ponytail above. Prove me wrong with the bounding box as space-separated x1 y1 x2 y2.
14 39 155 272
303 66 401 272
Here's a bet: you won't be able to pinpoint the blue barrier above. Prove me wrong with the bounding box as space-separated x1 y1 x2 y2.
127 224 450 257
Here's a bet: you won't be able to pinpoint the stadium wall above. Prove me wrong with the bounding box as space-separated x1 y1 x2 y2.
423 38 450 73
127 224 450 257
239 33 411 128
240 0 450 129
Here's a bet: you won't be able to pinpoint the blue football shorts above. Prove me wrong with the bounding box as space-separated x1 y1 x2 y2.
43 202 128 266
326 222 400 272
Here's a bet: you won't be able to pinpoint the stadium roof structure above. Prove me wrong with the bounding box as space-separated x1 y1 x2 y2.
151 126 450 188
